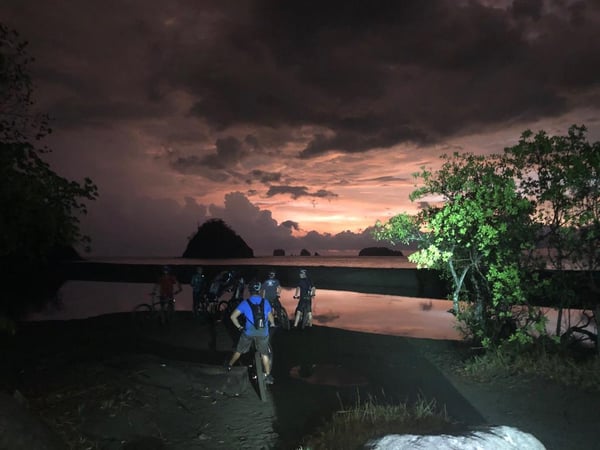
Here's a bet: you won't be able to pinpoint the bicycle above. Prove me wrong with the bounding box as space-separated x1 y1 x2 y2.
248 338 271 402
131 292 177 327
270 296 290 330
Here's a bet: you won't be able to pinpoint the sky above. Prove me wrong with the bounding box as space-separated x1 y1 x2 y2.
3 0 600 257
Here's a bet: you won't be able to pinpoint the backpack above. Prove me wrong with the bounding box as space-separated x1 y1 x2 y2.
246 298 265 329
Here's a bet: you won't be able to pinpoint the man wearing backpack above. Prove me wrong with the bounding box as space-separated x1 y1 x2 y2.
226 281 276 384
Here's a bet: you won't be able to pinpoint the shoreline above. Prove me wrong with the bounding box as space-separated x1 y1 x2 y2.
60 260 450 298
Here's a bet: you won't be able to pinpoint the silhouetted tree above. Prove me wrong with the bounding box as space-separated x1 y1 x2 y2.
1 24 98 319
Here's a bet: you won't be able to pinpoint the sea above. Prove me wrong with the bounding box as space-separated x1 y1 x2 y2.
85 255 418 269
27 255 583 342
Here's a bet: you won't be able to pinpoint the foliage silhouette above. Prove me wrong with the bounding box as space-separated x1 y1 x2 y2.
1 24 98 319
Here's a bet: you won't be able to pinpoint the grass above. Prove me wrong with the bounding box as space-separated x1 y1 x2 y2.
297 392 458 450
461 339 600 391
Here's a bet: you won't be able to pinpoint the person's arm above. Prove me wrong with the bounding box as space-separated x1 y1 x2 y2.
293 286 300 298
267 311 275 327
230 309 244 331
175 278 183 294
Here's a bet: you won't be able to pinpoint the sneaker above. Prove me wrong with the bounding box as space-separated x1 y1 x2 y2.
264 374 274 385
224 362 232 372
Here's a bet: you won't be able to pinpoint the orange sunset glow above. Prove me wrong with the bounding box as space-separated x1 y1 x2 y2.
3 1 599 256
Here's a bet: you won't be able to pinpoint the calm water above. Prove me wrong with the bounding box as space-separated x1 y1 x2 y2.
87 255 417 269
29 280 460 339
27 256 592 342
28 279 584 342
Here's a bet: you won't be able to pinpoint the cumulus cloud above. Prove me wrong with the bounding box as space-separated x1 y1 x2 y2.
80 191 386 256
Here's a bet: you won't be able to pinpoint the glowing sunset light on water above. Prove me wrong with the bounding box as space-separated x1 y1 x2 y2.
3 1 600 256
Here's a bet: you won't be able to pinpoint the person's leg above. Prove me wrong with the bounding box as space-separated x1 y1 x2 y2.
257 336 274 384
261 353 271 375
227 334 250 370
192 291 199 315
159 297 168 324
228 351 242 368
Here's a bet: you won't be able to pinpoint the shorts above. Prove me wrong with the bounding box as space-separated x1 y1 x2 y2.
235 333 270 355
295 297 312 313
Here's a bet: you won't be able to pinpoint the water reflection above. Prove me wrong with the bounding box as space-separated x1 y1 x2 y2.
28 280 462 340
28 281 585 342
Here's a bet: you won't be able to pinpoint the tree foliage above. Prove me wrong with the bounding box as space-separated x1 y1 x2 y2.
1 24 98 316
375 125 599 348
504 126 600 340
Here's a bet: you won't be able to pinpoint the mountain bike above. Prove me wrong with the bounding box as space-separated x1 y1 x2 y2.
132 293 176 327
270 296 290 330
247 336 273 402
205 271 244 321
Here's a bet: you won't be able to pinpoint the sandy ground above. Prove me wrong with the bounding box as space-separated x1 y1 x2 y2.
1 313 600 450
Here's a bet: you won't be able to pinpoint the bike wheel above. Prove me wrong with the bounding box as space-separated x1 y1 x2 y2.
277 306 290 330
132 304 153 329
254 351 268 402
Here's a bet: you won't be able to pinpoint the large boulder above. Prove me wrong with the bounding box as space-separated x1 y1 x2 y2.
183 219 254 258
366 426 546 450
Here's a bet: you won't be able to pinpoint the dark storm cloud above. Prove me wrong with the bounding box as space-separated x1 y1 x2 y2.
246 169 281 184
182 0 600 156
4 0 599 155
511 0 544 20
170 135 246 173
281 220 300 231
266 185 338 199
362 175 411 183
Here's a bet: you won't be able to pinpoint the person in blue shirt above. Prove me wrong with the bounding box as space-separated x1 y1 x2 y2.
226 281 276 384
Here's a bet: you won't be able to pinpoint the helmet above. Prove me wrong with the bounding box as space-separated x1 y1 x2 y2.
162 265 170 273
250 281 262 293
299 269 307 277
268 271 276 277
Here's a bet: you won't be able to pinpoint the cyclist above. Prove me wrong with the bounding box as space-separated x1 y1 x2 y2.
262 270 281 304
153 265 182 323
190 266 207 316
262 270 290 328
226 281 276 384
293 268 316 328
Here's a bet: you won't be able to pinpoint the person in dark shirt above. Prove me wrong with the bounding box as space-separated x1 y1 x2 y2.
292 269 315 328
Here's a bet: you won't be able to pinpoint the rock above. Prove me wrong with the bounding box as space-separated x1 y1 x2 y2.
366 425 546 450
182 219 254 258
358 247 404 256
